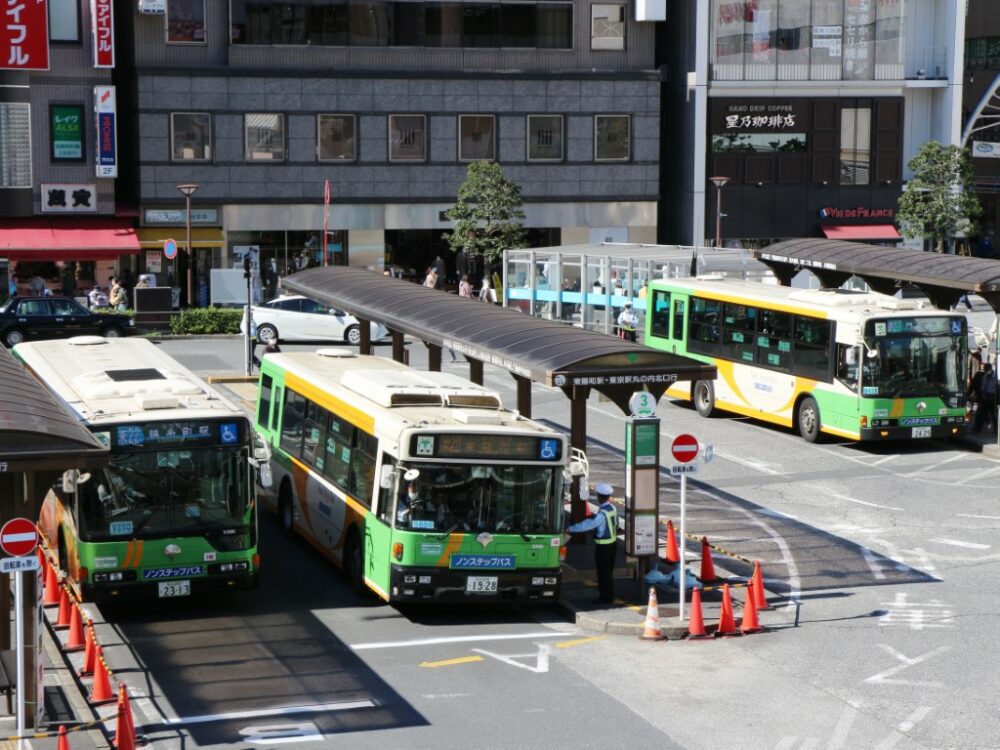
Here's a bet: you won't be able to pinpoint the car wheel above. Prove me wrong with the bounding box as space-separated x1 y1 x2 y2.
345 325 361 346
257 324 278 345
694 381 716 417
797 396 821 443
101 325 123 338
3 329 24 347
278 481 295 536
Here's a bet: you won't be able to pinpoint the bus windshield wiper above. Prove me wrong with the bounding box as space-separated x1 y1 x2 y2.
436 523 460 539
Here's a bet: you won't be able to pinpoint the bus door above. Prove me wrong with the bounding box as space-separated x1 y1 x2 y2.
368 455 397 593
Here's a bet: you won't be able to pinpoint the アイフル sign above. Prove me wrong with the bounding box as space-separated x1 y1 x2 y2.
90 0 114 68
0 0 49 70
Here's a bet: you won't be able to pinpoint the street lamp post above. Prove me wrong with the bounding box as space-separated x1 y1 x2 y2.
177 183 199 307
709 176 730 248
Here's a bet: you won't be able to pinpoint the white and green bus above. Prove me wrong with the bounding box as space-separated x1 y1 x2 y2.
255 350 570 603
644 277 969 442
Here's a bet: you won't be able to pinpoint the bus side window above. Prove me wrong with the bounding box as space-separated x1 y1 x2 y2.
257 374 273 431
650 290 670 338
836 344 860 392
280 390 307 458
671 298 685 341
348 431 377 507
376 457 397 524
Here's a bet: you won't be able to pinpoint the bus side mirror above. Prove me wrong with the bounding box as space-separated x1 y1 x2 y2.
379 465 396 489
258 462 273 489
61 470 77 494
252 432 271 462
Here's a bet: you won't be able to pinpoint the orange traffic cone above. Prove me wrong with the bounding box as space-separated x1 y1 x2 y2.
79 621 96 676
664 520 679 564
44 564 60 606
752 560 770 610
89 646 115 705
55 585 73 629
699 536 717 583
639 587 666 641
715 583 738 636
37 547 47 577
64 604 86 652
687 587 708 639
740 583 761 634
114 683 136 750
57 724 70 750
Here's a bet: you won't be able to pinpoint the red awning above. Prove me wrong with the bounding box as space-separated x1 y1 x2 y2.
0 218 141 261
820 224 901 241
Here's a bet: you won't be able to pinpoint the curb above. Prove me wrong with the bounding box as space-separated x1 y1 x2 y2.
205 375 258 384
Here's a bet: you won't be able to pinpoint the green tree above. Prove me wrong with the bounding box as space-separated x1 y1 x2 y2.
444 162 527 264
896 141 982 252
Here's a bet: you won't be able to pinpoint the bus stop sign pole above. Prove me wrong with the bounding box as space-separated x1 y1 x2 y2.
1 518 40 750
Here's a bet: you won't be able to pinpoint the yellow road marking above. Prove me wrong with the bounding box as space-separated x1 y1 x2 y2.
419 655 484 668
554 636 606 649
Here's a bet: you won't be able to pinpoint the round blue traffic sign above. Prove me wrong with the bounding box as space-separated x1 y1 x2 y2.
164 238 178 260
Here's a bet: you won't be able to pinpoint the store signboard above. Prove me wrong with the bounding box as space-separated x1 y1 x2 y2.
0 0 49 70
90 0 114 68
972 141 1000 160
41 184 98 213
94 85 118 178
51 105 84 160
144 208 219 225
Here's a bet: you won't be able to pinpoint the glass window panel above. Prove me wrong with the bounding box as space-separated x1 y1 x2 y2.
309 2 350 45
711 0 745 80
245 113 285 161
777 0 810 79
875 0 905 79
49 0 80 41
843 0 875 80
591 4 624 50
711 132 806 152
425 2 462 47
462 3 500 48
650 289 670 339
459 115 495 161
0 103 31 188
349 0 390 45
241 2 274 44
594 114 629 161
280 390 306 457
743 0 777 80
389 114 426 161
688 296 723 356
527 114 563 161
258 374 273 429
171 112 212 161
810 0 843 80
392 1 424 45
318 114 356 161
536 4 571 49
167 0 206 43
840 106 870 185
274 2 309 44
503 4 535 47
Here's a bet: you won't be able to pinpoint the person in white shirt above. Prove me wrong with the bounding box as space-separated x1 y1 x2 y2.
616 302 639 342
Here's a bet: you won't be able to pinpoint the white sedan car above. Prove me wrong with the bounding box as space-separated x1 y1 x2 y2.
241 295 389 345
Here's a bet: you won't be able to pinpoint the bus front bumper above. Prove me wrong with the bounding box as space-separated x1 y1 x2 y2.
859 422 967 440
389 565 560 603
81 571 258 602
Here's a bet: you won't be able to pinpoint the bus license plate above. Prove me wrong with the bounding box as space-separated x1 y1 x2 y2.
466 576 498 593
158 580 191 598
912 426 932 438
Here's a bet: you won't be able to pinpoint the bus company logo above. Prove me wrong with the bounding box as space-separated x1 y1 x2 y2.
144 566 204 579
450 554 516 570
900 417 939 426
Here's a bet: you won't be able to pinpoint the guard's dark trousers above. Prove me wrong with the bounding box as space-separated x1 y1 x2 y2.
595 541 616 603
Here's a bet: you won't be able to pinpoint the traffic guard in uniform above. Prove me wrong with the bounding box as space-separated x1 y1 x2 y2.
567 483 618 603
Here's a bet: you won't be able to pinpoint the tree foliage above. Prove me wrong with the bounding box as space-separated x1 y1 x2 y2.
896 141 982 252
444 162 527 263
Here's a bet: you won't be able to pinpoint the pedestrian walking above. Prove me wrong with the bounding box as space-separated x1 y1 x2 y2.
616 302 639 342
566 482 618 604
970 362 997 433
109 277 128 310
458 274 473 298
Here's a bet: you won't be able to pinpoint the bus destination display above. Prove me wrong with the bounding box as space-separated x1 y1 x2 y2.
415 433 562 461
114 420 242 448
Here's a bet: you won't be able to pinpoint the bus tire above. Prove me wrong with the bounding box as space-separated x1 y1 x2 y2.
694 381 716 417
797 396 822 443
278 481 295 536
344 529 367 598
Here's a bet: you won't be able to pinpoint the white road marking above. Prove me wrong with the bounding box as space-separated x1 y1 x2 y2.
956 465 1000 485
957 513 1000 520
471 644 552 673
872 706 935 750
867 454 900 466
822 490 902 511
863 644 950 687
351 632 566 650
825 705 858 750
860 546 887 580
757 508 798 520
929 538 990 550
160 700 376 727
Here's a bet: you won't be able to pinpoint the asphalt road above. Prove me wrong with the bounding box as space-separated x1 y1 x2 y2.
80 335 1000 750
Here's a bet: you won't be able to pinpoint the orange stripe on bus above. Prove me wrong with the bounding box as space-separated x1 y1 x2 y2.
122 541 134 568
435 535 466 567
133 540 144 568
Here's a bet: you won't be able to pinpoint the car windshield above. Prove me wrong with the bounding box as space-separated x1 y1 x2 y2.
861 317 966 404
76 447 252 548
394 463 563 536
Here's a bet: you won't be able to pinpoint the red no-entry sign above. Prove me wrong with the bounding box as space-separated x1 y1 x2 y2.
671 434 699 464
0 518 38 557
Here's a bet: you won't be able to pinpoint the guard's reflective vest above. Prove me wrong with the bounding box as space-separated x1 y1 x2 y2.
595 504 617 544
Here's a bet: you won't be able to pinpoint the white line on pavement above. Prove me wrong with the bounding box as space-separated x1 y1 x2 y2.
929 538 990 550
160 700 376 726
351 632 567 650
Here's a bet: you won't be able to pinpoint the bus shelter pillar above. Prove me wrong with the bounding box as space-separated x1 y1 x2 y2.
391 331 406 364
569 387 589 536
468 358 483 385
513 374 532 419
358 318 372 355
427 343 442 372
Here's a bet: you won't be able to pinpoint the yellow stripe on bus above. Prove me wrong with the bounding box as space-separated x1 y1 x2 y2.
284 372 376 433
660 286 830 319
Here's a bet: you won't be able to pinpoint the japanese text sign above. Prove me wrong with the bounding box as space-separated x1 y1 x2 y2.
90 0 114 68
1 0 49 70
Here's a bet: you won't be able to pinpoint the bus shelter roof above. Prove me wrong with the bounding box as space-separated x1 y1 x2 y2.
281 267 716 413
0 345 108 471
755 238 1000 311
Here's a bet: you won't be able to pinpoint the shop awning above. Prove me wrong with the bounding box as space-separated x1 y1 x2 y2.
137 227 226 250
0 218 141 260
820 224 901 241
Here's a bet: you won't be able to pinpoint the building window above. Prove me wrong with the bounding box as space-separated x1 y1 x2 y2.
167 0 206 43
171 113 212 161
49 0 80 41
527 115 563 161
50 104 85 161
594 115 629 161
0 103 32 188
458 115 495 162
245 113 285 161
840 106 871 185
318 114 356 161
591 4 624 50
389 114 426 162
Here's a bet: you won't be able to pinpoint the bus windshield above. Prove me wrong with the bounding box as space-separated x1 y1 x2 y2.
862 317 966 403
394 463 563 536
77 447 251 545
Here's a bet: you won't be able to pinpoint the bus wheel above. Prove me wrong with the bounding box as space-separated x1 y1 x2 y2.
278 482 295 536
694 381 716 417
345 530 367 597
798 397 821 443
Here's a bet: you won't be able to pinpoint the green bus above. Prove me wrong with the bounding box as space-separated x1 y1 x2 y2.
15 337 269 601
644 277 969 442
254 349 570 602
